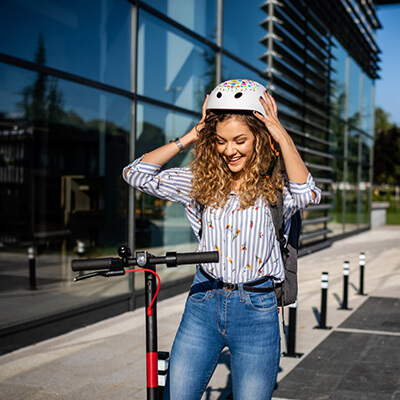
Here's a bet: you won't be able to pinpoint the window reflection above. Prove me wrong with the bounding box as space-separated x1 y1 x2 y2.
135 102 198 250
0 0 131 90
140 0 218 41
1 62 130 251
222 56 264 84
137 10 216 112
348 128 360 162
361 134 373 166
329 158 345 236
330 39 347 119
348 58 361 126
345 161 358 232
224 0 269 71
135 102 199 287
0 62 131 326
362 76 373 135
359 167 371 227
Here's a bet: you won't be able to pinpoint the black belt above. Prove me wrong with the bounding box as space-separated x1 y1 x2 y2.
199 267 275 293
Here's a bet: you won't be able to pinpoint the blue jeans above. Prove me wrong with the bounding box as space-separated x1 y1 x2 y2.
163 268 280 400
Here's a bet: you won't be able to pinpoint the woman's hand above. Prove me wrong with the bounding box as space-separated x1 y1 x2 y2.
252 90 288 145
141 94 209 166
253 90 313 190
184 94 209 145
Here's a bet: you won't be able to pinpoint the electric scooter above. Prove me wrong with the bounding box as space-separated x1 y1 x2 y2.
71 246 219 400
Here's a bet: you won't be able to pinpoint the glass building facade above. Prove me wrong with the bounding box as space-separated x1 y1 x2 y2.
0 0 380 352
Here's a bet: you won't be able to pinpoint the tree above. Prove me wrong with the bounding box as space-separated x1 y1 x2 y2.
17 33 65 123
373 108 400 185
375 107 393 137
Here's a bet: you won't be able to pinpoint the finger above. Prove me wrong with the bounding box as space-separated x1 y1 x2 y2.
266 91 279 115
263 91 278 115
253 110 266 122
258 93 275 117
201 94 210 119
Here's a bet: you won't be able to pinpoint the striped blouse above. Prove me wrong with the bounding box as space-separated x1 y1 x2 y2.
123 156 321 284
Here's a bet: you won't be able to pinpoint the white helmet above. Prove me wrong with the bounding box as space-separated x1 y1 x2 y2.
206 79 268 117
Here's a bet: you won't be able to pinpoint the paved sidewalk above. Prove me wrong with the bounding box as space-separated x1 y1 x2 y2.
0 226 399 399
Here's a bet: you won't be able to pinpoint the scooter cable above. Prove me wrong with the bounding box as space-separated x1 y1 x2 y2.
125 268 161 316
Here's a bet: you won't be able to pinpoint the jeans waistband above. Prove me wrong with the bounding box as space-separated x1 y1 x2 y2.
199 267 275 293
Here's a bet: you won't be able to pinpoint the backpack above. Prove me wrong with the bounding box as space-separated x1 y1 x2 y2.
270 189 302 306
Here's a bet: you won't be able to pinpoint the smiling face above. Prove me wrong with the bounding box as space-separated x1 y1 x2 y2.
215 117 255 175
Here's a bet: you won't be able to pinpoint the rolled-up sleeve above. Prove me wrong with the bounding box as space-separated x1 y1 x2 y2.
283 173 321 220
123 156 191 205
122 156 203 239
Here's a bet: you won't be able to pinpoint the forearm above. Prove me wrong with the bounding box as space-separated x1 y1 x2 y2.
141 94 209 166
278 134 318 202
141 130 196 165
279 134 310 184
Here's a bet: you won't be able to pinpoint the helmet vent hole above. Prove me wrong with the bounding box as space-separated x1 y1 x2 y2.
216 92 222 98
234 92 243 99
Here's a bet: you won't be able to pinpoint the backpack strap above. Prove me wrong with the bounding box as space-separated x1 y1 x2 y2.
198 203 204 239
270 190 289 261
270 190 286 326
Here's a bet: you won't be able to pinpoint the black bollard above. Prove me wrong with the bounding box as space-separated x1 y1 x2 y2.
77 241 85 276
339 261 352 310
358 252 367 296
77 241 85 258
282 301 303 358
28 246 37 290
315 272 331 329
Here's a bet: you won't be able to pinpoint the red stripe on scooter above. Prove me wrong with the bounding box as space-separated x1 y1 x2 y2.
146 352 158 388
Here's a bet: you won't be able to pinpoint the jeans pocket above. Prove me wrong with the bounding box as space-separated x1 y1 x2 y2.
245 291 277 312
188 289 211 303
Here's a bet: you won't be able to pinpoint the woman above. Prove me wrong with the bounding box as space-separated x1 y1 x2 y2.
123 79 321 400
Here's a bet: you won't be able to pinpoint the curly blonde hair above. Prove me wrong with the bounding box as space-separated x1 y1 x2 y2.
189 111 283 209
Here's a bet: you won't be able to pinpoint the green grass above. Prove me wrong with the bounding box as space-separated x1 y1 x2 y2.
373 190 400 225
387 203 400 225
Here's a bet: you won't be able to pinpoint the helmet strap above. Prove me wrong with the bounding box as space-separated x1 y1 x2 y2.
261 134 280 178
260 154 277 178
268 134 280 157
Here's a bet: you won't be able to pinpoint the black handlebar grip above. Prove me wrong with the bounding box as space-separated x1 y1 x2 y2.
71 257 114 272
175 251 219 265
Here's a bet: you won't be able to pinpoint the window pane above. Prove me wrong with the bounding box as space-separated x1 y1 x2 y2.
362 76 373 135
0 62 130 246
140 0 218 42
135 102 199 288
222 55 265 83
135 102 198 248
0 0 131 90
348 58 361 126
330 38 347 119
348 128 359 162
331 117 345 161
361 133 373 166
345 161 358 232
223 0 267 71
329 158 345 236
359 168 371 227
0 62 131 326
137 10 216 112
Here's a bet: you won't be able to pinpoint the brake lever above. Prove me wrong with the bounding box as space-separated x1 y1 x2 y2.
74 256 126 282
74 271 109 281
74 269 125 282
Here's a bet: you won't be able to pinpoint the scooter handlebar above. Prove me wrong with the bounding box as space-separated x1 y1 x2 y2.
175 251 219 266
71 251 219 272
71 257 117 272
